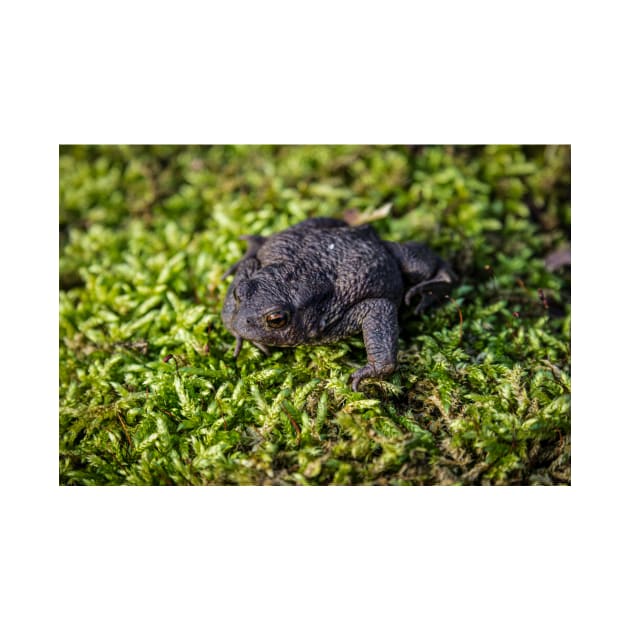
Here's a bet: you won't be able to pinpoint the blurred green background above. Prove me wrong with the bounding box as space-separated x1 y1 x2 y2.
59 145 570 485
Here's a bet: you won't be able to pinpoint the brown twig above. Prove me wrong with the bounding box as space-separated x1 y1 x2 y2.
116 411 133 449
445 295 463 345
538 288 549 312
282 402 301 442
163 353 181 375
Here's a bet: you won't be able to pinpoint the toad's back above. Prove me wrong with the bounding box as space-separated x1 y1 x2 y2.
256 223 404 304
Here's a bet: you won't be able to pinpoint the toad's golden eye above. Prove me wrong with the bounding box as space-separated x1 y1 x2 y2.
265 310 290 329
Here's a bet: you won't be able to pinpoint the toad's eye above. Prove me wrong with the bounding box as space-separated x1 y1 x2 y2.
265 310 290 329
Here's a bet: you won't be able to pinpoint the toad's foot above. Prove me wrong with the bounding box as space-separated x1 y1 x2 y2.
403 267 455 314
343 298 399 392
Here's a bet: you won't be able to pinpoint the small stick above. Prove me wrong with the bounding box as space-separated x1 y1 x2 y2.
445 295 464 345
282 402 301 442
538 288 549 311
117 411 133 449
163 353 181 375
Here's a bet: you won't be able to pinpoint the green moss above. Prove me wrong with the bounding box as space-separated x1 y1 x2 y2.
59 145 570 485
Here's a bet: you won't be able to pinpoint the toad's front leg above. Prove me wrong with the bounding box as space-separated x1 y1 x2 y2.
339 298 399 391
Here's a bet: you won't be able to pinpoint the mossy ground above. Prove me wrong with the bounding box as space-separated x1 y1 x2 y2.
59 145 570 485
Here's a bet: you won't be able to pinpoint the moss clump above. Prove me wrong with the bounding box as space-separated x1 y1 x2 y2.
59 145 570 485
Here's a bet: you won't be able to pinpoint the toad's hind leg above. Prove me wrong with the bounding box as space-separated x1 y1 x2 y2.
290 217 348 230
385 241 456 314
221 235 266 280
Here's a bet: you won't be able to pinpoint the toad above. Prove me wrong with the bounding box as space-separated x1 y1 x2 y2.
221 217 454 391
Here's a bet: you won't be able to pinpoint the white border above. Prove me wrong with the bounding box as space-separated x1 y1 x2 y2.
3 1 626 628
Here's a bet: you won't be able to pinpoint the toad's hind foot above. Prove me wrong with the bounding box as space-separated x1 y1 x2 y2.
386 241 456 314
404 266 455 314
221 235 266 280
